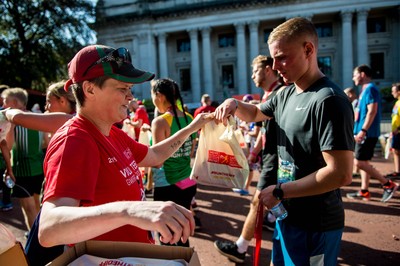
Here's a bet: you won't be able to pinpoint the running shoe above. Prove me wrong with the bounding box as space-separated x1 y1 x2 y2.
385 172 400 178
0 201 13 211
214 240 246 263
381 180 399 203
346 190 371 201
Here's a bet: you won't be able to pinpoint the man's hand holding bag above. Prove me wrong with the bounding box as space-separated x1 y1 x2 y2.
190 116 249 189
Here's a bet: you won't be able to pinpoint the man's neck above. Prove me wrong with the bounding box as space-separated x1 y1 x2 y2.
361 79 372 90
295 69 325 93
262 78 279 93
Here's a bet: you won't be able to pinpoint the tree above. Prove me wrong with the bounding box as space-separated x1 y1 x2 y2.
0 0 96 91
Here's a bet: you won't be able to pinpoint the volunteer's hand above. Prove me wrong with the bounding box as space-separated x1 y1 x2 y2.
141 123 151 132
129 201 195 245
214 98 237 126
188 112 214 132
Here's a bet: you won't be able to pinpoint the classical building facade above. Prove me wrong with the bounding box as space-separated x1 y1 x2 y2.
96 0 400 105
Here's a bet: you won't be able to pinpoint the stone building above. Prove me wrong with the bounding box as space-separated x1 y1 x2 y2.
95 0 400 106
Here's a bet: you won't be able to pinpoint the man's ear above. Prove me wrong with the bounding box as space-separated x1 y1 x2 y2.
82 81 95 96
304 42 314 57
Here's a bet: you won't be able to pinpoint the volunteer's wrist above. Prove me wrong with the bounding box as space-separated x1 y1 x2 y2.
231 98 238 110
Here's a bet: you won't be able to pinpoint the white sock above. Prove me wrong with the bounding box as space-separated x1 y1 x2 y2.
236 236 250 254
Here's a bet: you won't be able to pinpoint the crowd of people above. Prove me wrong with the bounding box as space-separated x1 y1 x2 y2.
0 17 398 265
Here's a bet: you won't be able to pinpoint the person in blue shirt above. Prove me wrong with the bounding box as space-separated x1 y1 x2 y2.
346 64 398 202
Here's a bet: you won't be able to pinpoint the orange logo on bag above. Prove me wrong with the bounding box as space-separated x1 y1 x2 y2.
208 150 241 168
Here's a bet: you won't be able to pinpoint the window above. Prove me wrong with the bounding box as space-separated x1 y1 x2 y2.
263 29 272 43
370 53 384 79
317 56 332 77
315 23 333 38
179 68 191 91
367 17 386 33
218 33 235 48
222 65 234 89
177 39 190 52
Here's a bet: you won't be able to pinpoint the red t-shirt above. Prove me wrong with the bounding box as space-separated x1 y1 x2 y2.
43 116 151 243
132 108 150 139
194 105 216 118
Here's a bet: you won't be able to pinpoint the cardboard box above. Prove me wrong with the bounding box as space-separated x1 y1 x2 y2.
0 242 29 266
47 240 200 266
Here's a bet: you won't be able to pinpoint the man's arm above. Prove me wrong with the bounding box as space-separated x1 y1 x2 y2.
4 109 72 133
0 139 15 182
355 102 377 143
214 98 270 125
259 150 353 209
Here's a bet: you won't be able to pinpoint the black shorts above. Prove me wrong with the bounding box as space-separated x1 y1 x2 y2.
153 184 197 210
391 134 400 150
12 174 45 198
355 137 378 161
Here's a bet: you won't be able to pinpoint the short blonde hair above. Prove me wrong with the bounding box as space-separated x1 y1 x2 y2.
268 17 318 48
1 87 28 107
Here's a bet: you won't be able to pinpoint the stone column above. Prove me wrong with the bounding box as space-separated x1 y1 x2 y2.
357 8 370 66
235 22 248 95
201 27 214 100
341 10 354 89
138 32 153 99
157 32 169 78
248 20 259 94
188 28 201 103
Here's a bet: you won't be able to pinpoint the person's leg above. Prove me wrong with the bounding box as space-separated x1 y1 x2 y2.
1 177 13 211
351 139 399 202
214 190 261 264
393 149 400 173
238 189 261 242
19 197 38 229
13 174 43 230
357 159 389 185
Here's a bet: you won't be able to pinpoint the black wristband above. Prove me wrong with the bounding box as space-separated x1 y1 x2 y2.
361 128 367 133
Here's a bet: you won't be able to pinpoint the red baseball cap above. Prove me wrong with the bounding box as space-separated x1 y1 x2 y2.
64 45 155 91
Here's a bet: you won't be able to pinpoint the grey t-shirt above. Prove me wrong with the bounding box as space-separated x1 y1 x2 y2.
260 77 354 231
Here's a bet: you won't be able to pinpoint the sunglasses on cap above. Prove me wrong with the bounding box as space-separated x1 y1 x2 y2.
82 47 132 77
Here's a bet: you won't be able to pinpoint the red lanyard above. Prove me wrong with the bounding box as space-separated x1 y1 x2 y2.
253 202 264 266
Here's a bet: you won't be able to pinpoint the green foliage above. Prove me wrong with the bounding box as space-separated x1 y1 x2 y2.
0 0 97 91
141 98 155 112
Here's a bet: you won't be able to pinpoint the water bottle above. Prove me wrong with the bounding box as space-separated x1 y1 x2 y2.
270 201 288 220
3 174 15 188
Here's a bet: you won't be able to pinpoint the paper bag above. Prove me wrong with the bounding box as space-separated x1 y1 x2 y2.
121 119 135 140
190 117 249 189
138 130 151 146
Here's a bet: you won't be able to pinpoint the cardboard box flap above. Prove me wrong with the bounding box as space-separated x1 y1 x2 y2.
49 240 200 266
85 241 194 261
0 242 29 266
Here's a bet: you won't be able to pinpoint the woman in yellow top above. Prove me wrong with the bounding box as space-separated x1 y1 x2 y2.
150 78 198 247
388 82 400 177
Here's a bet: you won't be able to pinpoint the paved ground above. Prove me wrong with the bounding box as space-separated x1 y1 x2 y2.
1 154 399 265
